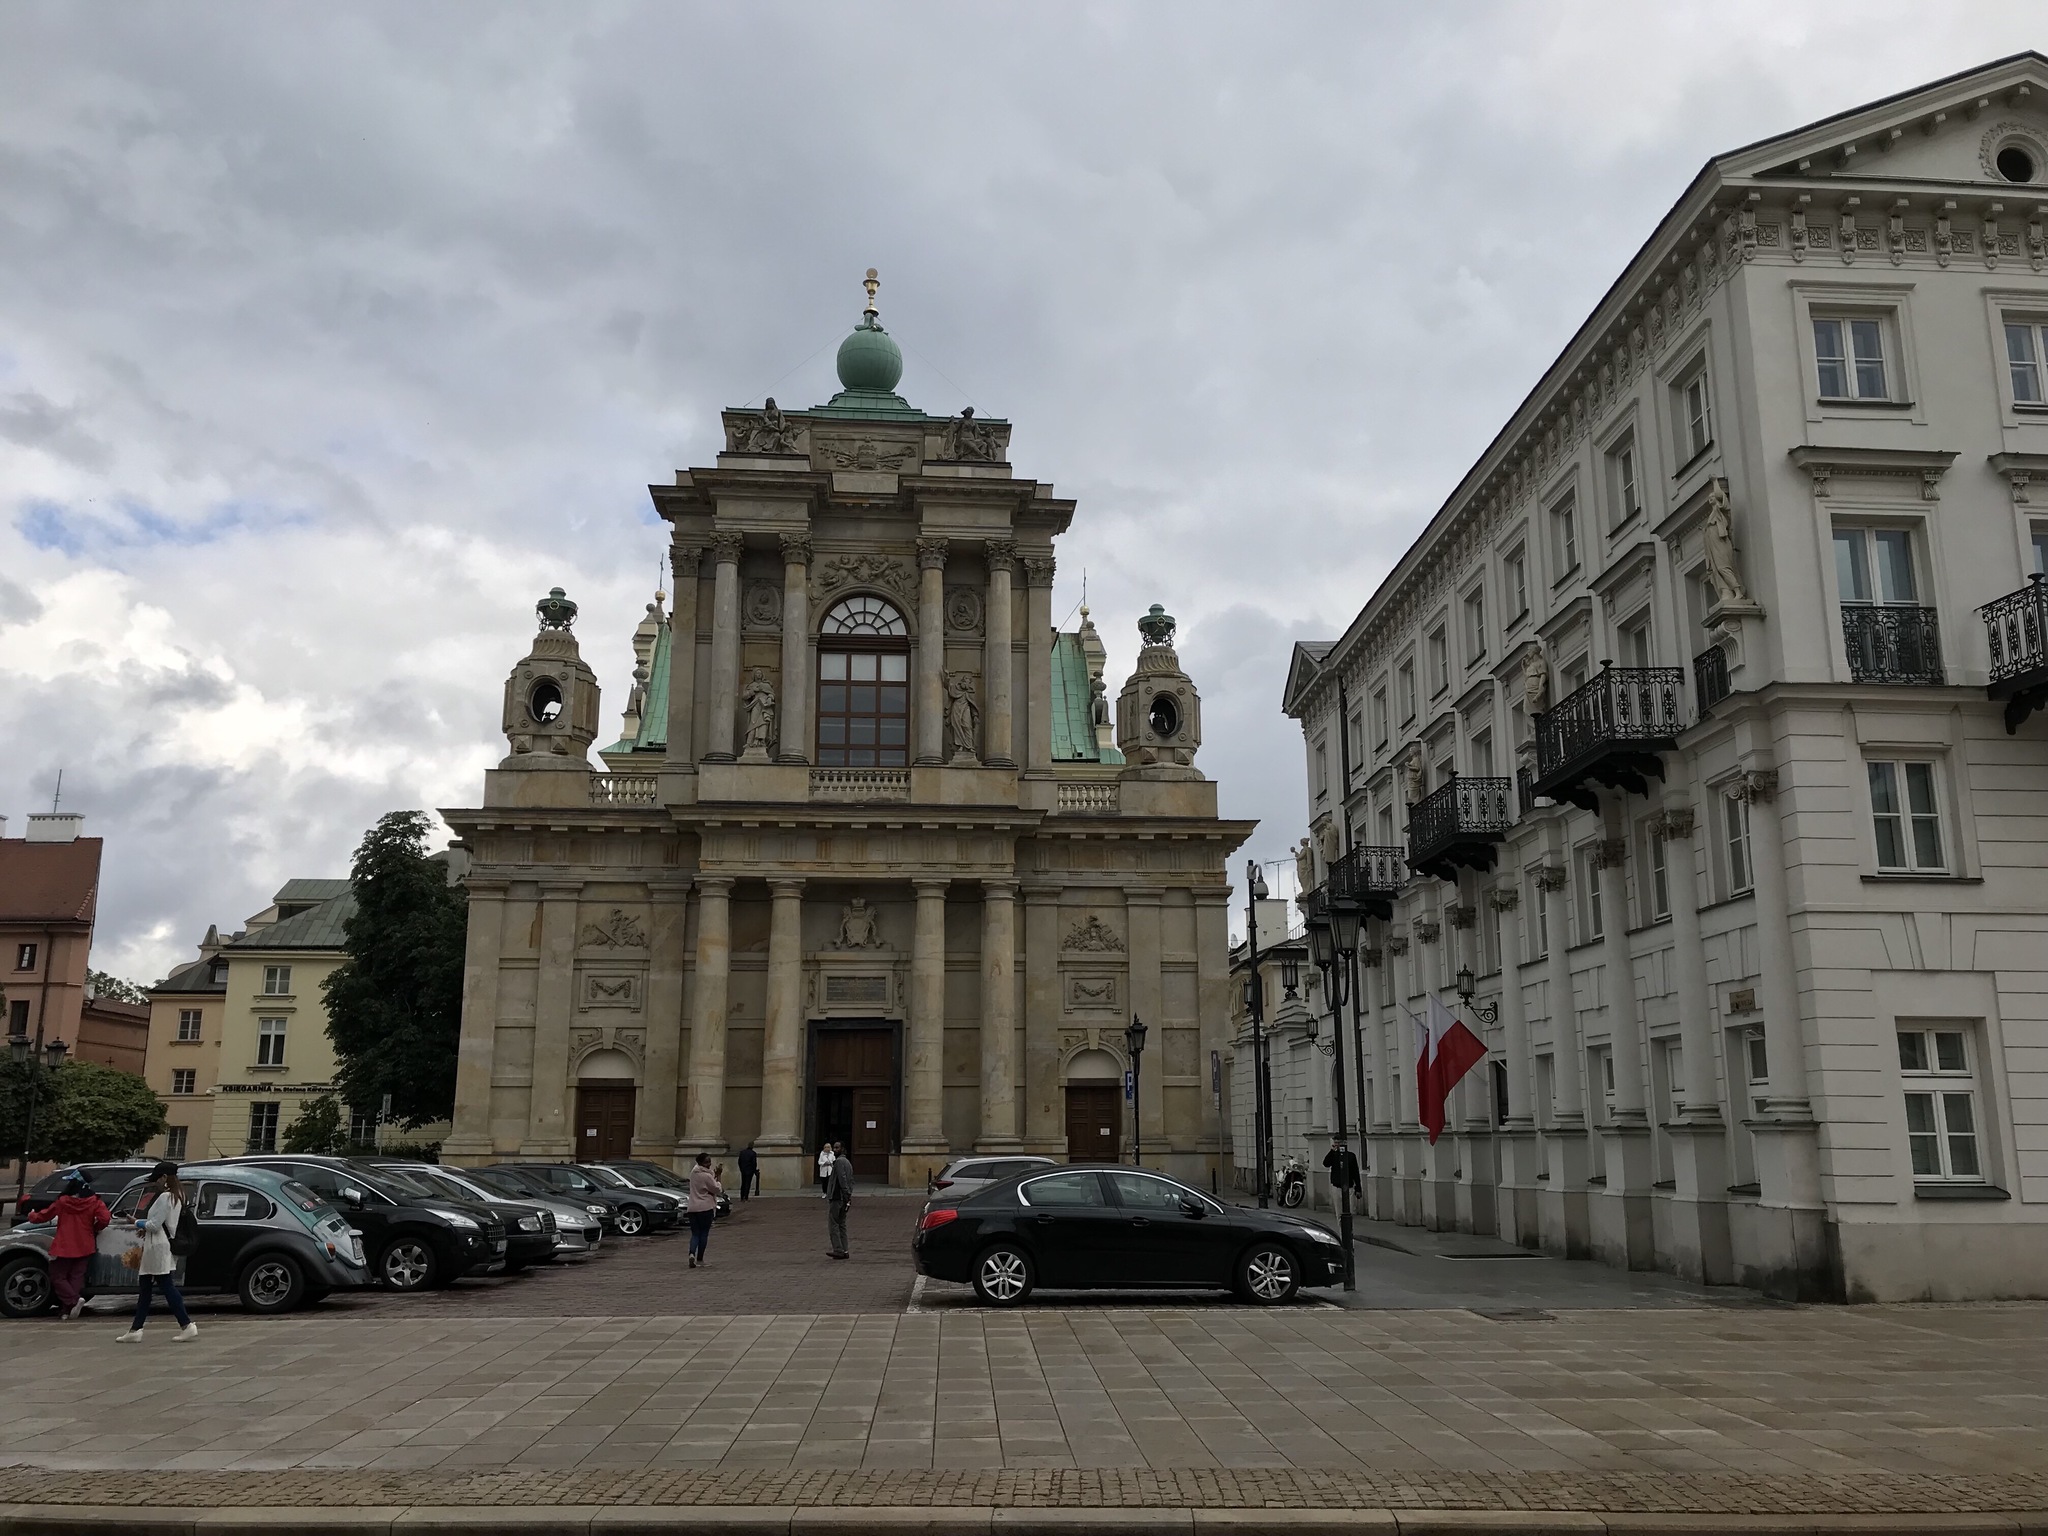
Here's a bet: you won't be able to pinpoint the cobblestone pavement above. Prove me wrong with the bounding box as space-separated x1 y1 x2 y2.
4 1296 2046 1508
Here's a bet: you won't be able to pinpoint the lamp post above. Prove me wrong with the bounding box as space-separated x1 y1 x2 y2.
1302 890 1359 1291
1242 860 1274 1207
1124 1015 1148 1166
8 1016 69 1220
1454 966 1500 1025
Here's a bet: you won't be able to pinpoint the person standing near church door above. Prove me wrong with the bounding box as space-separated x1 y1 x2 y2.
825 1142 853 1259
816 1142 835 1193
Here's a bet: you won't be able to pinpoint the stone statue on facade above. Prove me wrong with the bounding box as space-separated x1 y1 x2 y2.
736 397 803 455
1701 477 1752 607
741 668 777 759
1521 644 1550 717
945 671 981 763
942 406 1003 462
1293 837 1314 895
832 897 885 950
1403 746 1427 807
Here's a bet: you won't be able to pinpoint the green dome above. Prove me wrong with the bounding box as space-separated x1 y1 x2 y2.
836 320 903 394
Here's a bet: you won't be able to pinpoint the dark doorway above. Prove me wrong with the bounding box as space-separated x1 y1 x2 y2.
576 1084 636 1159
1065 1084 1121 1163
812 1025 896 1178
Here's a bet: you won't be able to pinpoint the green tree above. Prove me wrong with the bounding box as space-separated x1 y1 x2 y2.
323 810 467 1128
281 1093 349 1154
19 1060 168 1162
0 1056 57 1161
87 970 148 1005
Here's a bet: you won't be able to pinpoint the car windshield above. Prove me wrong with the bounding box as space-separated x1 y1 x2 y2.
367 1166 446 1201
580 1166 631 1187
618 1164 687 1189
416 1169 491 1203
494 1169 555 1194
467 1170 528 1199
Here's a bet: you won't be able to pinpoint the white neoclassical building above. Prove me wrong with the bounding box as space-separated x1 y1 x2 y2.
1283 53 2048 1301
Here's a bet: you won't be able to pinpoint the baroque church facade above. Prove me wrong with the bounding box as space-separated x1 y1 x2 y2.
442 275 1254 1189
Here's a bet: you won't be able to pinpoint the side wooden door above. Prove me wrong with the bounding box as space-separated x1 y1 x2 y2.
575 1085 637 1159
1065 1085 1121 1163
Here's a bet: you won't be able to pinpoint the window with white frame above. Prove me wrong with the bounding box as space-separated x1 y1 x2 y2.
1676 362 1713 461
2002 318 2048 407
1470 728 1494 780
1371 687 1388 749
262 965 293 996
1606 433 1642 528
1724 793 1753 896
1812 314 1891 400
14 943 35 972
1347 711 1362 768
1898 1026 1984 1182
1529 876 1550 959
1428 626 1449 696
1577 846 1604 943
1562 655 1589 697
349 1106 379 1149
1504 547 1529 620
1550 495 1579 577
247 1101 280 1154
257 1016 287 1067
1399 661 1416 722
164 1126 188 1160
1833 525 1921 607
1463 587 1486 663
1376 805 1395 846
1743 1028 1769 1117
2031 521 2048 574
1643 820 1670 922
171 1068 196 1096
1867 759 1946 872
176 1009 202 1042
1618 613 1652 670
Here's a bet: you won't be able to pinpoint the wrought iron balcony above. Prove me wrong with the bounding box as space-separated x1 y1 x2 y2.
1327 844 1406 921
1982 573 2048 732
1694 644 1731 714
1531 663 1685 813
1841 604 1943 685
1406 773 1512 883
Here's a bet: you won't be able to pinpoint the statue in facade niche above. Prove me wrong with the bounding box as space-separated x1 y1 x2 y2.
1521 643 1550 716
741 668 777 758
943 407 1002 462
1403 747 1427 807
1293 837 1314 895
1701 477 1752 607
832 898 885 950
739 397 803 455
1089 675 1110 729
945 672 981 762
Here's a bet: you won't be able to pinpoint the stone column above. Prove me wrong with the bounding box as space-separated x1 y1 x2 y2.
705 531 744 761
1738 768 1829 1297
1022 555 1056 774
528 882 581 1157
1537 856 1591 1259
978 879 1022 1149
903 878 951 1173
1492 882 1543 1249
683 877 733 1152
444 878 507 1162
1022 886 1062 1155
983 540 1016 767
1592 817 1653 1270
1193 888 1233 1171
777 534 812 764
1126 888 1164 1167
666 545 703 770
1661 803 1733 1284
756 878 806 1186
635 877 691 1161
915 538 948 764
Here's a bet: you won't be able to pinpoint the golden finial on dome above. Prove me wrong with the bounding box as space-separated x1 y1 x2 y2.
862 267 880 322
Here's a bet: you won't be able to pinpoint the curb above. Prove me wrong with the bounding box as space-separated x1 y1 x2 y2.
1 1508 2043 1536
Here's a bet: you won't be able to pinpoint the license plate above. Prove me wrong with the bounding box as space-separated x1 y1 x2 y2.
491 1239 507 1253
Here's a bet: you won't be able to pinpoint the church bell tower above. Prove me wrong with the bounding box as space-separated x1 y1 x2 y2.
500 587 601 770
1115 603 1203 778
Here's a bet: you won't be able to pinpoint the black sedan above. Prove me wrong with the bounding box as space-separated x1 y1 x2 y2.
913 1166 1345 1306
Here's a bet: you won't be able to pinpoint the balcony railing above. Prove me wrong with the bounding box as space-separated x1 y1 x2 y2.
1406 773 1512 883
1982 573 2048 732
1841 604 1943 685
589 774 659 805
1055 781 1120 814
1532 663 1685 811
1694 644 1731 713
809 766 911 803
1516 764 1540 816
1328 844 1406 920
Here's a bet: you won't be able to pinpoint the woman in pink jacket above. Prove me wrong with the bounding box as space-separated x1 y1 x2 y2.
684 1152 723 1270
22 1169 111 1319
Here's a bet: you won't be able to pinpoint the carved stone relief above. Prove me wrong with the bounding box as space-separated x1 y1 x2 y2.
580 910 647 949
1062 915 1125 953
582 973 641 1010
813 553 916 607
945 586 983 634
1066 976 1119 1012
818 437 915 471
830 898 887 950
743 580 783 631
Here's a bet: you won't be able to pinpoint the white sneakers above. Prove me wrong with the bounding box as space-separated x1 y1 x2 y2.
115 1328 142 1342
172 1323 199 1342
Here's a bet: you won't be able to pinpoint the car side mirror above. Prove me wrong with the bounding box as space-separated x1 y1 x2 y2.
342 1188 364 1209
1178 1197 1206 1219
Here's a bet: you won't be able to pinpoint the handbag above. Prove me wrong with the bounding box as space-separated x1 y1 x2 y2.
120 1245 144 1271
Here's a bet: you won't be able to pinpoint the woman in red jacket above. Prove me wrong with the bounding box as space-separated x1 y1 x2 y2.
22 1170 111 1319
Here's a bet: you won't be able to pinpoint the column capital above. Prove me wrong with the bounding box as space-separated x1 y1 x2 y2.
1734 767 1779 804
671 544 705 579
1021 555 1057 589
538 879 584 897
465 878 512 898
766 876 806 897
980 877 1020 901
983 538 1016 573
1591 837 1629 870
916 537 949 571
708 530 745 565
1122 885 1164 905
647 876 695 900
779 531 813 566
1020 882 1062 903
695 875 736 897
911 876 952 895
1658 805 1698 839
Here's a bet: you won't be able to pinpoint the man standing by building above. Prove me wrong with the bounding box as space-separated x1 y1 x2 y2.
737 1141 759 1202
825 1142 853 1260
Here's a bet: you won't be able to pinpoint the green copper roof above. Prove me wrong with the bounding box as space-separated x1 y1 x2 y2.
1050 631 1123 764
603 615 671 756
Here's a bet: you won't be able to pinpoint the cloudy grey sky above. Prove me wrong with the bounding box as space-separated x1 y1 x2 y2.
2 2 2041 981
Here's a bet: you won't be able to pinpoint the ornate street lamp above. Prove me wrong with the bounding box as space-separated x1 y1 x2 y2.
9 1022 69 1218
1455 965 1500 1025
1300 887 1359 1291
1124 1015 1149 1166
1242 859 1275 1207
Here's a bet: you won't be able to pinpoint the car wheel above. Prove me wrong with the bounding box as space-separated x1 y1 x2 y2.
238 1254 306 1313
1236 1241 1299 1305
614 1204 646 1236
0 1255 53 1319
377 1237 441 1291
971 1243 1034 1307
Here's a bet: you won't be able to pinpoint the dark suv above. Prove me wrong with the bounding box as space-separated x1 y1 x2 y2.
490 1163 680 1236
8 1161 155 1221
225 1156 508 1290
355 1160 558 1272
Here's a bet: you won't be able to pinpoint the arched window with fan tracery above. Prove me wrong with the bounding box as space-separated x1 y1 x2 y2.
817 595 910 766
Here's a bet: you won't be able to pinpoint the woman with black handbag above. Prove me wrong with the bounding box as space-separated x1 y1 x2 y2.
116 1162 198 1342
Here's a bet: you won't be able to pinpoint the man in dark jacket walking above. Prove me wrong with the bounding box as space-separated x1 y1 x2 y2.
737 1142 759 1202
825 1142 853 1259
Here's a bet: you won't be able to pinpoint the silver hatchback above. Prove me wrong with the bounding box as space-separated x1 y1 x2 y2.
927 1155 1057 1201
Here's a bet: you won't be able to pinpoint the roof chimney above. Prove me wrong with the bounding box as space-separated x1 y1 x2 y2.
25 812 83 843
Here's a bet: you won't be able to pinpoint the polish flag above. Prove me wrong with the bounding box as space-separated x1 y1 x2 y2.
1418 993 1489 1144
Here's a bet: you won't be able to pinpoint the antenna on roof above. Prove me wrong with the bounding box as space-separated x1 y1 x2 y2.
51 769 62 813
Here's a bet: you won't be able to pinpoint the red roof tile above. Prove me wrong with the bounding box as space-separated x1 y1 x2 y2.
0 837 103 924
